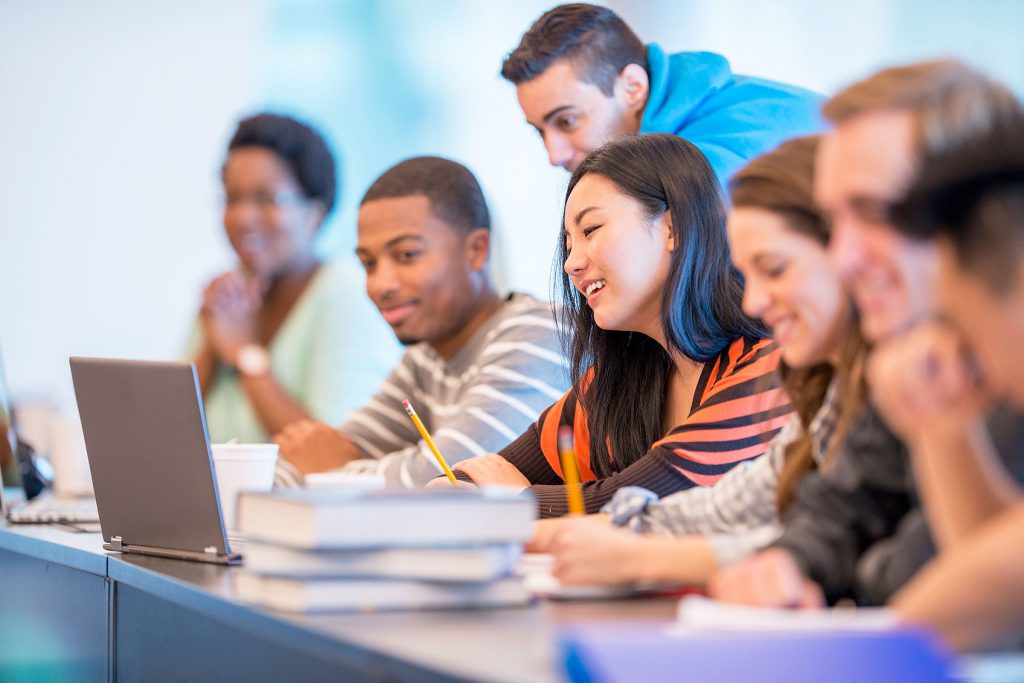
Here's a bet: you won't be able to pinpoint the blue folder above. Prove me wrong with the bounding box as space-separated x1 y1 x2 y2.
561 625 954 683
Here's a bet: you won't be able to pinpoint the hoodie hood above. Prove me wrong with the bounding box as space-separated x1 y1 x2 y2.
638 43 825 185
640 44 735 133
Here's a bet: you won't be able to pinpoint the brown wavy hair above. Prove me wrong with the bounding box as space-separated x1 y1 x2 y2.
728 136 868 514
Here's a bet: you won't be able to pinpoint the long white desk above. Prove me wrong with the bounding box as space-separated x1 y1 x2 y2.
0 523 677 682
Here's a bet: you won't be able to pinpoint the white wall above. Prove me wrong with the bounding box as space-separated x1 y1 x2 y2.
2 0 1022 410
0 1 266 405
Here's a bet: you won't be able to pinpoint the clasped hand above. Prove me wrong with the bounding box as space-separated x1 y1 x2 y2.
201 271 267 364
868 321 987 444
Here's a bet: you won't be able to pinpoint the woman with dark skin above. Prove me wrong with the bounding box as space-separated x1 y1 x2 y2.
192 113 394 443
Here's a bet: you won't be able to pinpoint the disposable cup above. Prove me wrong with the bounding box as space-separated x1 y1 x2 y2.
211 443 278 532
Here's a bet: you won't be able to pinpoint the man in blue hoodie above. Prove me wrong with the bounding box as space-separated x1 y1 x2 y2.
502 3 824 185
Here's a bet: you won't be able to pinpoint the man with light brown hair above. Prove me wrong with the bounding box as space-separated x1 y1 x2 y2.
708 60 1024 613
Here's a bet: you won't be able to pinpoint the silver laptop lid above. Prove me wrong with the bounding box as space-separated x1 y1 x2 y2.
69 357 232 558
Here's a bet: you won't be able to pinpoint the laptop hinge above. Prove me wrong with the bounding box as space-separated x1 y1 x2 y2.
109 535 124 551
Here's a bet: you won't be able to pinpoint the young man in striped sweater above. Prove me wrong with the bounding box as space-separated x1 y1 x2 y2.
273 157 569 488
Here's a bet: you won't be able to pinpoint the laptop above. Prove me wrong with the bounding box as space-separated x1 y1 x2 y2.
0 344 99 526
69 357 240 564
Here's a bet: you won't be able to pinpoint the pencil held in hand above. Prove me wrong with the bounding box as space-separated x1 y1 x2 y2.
402 399 458 485
557 426 585 515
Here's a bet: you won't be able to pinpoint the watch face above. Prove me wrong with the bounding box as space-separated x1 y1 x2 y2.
237 344 270 377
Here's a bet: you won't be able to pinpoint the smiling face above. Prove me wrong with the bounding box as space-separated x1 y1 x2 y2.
728 207 849 368
816 110 938 343
516 60 641 172
356 195 487 355
221 147 323 278
562 174 674 342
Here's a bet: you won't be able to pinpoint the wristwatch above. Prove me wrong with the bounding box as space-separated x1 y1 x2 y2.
235 343 270 377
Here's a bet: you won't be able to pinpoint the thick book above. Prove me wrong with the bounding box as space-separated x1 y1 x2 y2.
244 541 522 582
237 487 535 549
234 572 532 613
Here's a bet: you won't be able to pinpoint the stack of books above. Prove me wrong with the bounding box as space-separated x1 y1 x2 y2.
233 486 535 613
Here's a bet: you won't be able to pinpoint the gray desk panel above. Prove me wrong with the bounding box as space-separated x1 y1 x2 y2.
0 544 110 682
115 582 404 683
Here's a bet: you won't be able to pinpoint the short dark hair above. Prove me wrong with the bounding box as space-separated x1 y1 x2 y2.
559 134 765 476
501 3 646 96
360 156 491 233
892 121 1024 293
227 113 338 215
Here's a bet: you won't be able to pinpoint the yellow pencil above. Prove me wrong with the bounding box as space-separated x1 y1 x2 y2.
557 425 585 515
402 399 458 485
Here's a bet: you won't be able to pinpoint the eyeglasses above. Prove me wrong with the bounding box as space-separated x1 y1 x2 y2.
221 190 308 210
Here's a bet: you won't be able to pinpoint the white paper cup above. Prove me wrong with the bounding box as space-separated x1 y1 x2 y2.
51 415 93 496
211 443 278 532
13 401 59 457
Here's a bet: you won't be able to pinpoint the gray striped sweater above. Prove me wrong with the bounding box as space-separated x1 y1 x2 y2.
339 293 569 487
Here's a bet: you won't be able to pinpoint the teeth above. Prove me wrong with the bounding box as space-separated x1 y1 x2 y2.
772 318 793 339
585 280 606 297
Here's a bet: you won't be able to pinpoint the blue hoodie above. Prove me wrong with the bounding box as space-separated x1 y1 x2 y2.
640 44 826 186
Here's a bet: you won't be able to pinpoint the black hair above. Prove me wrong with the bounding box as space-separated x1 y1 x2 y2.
559 133 765 476
892 120 1024 292
501 3 646 96
227 113 338 216
360 156 490 234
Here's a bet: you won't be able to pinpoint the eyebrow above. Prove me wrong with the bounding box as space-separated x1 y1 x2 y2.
572 206 599 226
751 253 783 266
355 233 425 255
542 105 574 125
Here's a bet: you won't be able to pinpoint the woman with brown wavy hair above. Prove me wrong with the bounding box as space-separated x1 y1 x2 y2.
547 135 869 587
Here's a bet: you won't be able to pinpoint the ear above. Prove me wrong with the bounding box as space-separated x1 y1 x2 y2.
616 63 650 116
464 227 491 271
660 211 675 252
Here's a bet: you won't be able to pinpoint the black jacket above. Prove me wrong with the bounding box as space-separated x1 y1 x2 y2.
774 403 1024 605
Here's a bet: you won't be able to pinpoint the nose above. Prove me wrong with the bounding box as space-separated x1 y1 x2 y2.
224 199 259 232
563 241 587 279
545 134 575 171
366 258 400 301
828 220 866 284
742 277 771 320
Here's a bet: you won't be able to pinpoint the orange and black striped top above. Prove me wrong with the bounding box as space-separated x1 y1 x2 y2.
495 337 792 517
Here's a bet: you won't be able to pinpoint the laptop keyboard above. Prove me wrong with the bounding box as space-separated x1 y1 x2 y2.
9 495 100 524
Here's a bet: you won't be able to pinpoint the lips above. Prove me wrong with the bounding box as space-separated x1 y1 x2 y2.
579 278 607 307
380 302 416 326
767 316 796 345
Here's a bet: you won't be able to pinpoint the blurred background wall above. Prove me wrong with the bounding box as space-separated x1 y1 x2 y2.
2 0 1023 411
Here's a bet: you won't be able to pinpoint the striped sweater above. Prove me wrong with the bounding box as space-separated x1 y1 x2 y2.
495 337 792 517
338 293 570 488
